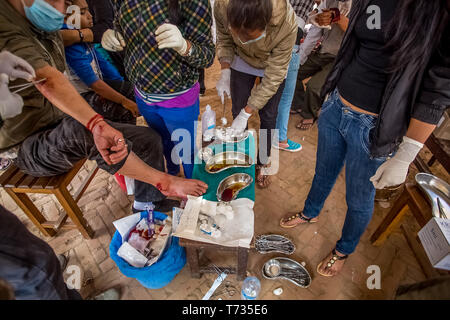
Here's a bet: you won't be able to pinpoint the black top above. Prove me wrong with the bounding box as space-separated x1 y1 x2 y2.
337 0 399 114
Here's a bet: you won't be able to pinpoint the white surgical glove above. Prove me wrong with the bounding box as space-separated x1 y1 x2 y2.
0 74 24 119
101 29 126 52
370 136 424 189
0 51 35 81
155 24 188 55
216 68 231 105
231 109 252 134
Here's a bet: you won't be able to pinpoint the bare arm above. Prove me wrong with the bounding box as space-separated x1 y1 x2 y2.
405 119 436 144
90 79 127 105
60 29 94 47
34 65 97 126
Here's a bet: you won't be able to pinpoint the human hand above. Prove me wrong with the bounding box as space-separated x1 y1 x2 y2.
231 108 252 133
316 9 334 26
0 74 24 119
121 99 140 117
91 120 129 165
155 24 188 55
370 136 424 189
101 29 126 52
0 51 35 81
216 68 231 105
162 175 208 198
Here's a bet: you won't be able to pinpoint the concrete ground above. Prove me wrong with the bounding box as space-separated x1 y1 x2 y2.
1 59 448 300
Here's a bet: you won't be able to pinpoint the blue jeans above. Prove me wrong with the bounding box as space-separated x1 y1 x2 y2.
275 46 300 142
302 89 387 255
136 96 199 179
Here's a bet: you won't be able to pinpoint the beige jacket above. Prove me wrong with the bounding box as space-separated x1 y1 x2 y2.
214 0 298 110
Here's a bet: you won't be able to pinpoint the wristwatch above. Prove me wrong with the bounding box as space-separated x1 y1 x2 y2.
77 29 85 43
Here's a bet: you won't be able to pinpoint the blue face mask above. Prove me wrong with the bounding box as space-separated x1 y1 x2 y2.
238 30 266 45
22 0 65 33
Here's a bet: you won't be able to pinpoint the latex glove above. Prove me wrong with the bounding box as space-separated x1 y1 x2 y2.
101 29 126 52
216 68 231 105
155 24 188 55
0 51 35 81
231 108 252 134
0 73 24 119
370 136 424 189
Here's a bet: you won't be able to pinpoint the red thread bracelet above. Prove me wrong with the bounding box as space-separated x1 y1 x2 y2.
90 118 106 133
86 114 103 132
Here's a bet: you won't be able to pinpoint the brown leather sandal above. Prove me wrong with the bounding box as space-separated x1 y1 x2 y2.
256 165 271 189
316 248 349 277
280 212 317 228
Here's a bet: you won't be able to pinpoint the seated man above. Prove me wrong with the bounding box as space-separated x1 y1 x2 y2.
0 0 208 212
63 0 139 123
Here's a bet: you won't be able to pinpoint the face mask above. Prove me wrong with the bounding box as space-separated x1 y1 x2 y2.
238 30 266 45
22 0 65 33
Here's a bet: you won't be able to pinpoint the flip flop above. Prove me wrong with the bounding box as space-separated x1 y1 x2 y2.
296 119 315 131
316 248 348 277
280 212 317 228
273 139 303 152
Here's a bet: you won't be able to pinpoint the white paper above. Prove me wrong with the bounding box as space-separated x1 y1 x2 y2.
117 242 148 268
173 197 254 248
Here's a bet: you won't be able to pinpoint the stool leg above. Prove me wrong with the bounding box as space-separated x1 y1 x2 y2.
53 187 94 239
185 247 201 279
370 189 410 246
237 247 248 281
4 189 56 237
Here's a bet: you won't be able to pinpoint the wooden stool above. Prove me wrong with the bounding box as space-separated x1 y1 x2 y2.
0 159 98 239
179 238 249 281
370 183 448 278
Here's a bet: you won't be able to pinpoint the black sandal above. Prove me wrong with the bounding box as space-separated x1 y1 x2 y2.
317 248 349 277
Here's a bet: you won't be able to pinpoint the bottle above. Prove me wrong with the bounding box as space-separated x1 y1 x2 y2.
202 105 216 144
241 276 261 300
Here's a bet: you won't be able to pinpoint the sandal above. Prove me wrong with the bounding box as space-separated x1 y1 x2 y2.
296 119 315 131
280 212 317 228
256 165 271 189
316 248 349 277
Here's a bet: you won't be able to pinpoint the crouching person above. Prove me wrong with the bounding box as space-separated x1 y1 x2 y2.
0 0 208 212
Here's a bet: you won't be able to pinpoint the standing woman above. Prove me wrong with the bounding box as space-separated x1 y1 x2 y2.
280 0 450 277
106 0 215 179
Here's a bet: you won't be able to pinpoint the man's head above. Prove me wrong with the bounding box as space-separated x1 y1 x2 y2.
227 0 272 44
65 0 93 29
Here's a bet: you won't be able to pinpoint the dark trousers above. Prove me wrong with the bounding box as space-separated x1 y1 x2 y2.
198 69 205 94
292 52 336 119
16 103 166 204
0 205 82 300
230 68 285 165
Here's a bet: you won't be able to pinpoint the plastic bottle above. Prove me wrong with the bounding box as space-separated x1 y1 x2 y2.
202 105 216 143
241 276 261 300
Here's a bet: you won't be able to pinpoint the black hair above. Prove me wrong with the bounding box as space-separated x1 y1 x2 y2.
385 0 449 72
168 0 181 25
227 0 273 31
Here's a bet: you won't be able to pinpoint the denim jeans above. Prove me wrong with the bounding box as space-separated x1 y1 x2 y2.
302 89 387 255
136 97 199 179
275 45 300 142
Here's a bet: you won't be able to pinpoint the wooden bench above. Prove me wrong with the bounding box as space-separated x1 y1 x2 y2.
179 238 249 281
0 159 98 239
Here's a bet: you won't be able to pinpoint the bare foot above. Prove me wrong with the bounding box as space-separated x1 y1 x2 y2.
164 176 208 198
280 212 318 228
317 250 348 277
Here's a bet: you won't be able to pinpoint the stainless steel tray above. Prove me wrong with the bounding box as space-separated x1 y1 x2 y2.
415 173 450 219
216 173 253 202
262 257 311 288
205 152 253 174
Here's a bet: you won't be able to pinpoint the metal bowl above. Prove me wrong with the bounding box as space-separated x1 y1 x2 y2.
264 259 281 277
415 173 450 219
215 127 249 144
205 152 253 174
216 173 253 202
262 257 311 288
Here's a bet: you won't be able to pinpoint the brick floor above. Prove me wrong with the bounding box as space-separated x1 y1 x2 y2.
1 59 448 300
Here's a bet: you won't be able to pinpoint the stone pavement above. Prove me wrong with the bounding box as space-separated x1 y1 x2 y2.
1 60 448 300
